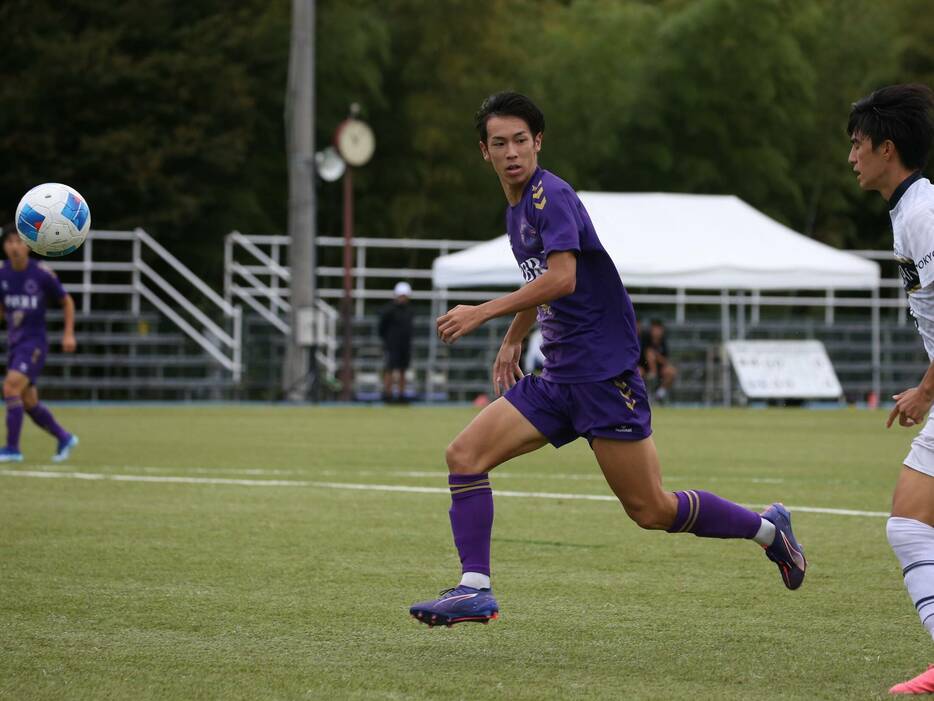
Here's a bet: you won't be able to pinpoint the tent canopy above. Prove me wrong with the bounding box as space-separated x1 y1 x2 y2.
431 192 880 290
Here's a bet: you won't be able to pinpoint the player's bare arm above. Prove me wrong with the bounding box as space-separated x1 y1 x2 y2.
887 358 934 428
491 307 537 395
436 250 575 344
61 294 76 353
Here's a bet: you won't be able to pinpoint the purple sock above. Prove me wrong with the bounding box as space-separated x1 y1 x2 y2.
448 473 494 576
666 489 761 539
5 396 23 452
26 403 69 443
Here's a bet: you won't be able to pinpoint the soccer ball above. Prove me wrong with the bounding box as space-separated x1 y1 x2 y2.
15 183 91 257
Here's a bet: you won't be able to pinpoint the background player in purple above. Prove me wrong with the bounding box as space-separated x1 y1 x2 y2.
0 225 79 463
409 92 807 628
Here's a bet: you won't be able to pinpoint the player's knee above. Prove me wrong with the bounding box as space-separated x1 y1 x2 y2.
887 517 901 548
2 378 22 397
445 440 483 474
887 516 925 549
622 500 670 530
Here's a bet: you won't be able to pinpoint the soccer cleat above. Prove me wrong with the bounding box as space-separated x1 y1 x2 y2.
890 664 934 694
410 585 499 627
761 502 807 590
51 434 79 463
0 447 24 462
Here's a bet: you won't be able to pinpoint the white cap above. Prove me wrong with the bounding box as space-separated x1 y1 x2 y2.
393 281 412 297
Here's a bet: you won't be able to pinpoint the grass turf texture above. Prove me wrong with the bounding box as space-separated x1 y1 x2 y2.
0 405 927 700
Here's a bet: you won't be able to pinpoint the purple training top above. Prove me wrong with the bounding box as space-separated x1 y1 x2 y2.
506 167 640 383
0 259 67 347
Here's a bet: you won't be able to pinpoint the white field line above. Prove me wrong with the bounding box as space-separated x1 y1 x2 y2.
26 464 785 484
31 464 298 476
0 468 888 518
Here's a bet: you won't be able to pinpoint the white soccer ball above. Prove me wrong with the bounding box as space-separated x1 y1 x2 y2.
15 183 91 257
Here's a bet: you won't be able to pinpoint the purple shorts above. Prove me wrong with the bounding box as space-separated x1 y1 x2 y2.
504 370 653 448
7 343 46 385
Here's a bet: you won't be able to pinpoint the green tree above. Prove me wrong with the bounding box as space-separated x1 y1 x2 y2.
795 0 899 249
0 1 291 277
617 0 819 226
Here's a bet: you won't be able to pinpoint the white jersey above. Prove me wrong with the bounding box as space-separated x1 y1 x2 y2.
892 174 934 360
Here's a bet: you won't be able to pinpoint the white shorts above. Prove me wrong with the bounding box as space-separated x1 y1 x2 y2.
905 414 934 478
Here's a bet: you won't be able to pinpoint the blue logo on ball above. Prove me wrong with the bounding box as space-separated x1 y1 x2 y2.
61 193 89 231
16 204 44 241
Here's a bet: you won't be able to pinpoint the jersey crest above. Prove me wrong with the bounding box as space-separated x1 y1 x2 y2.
896 254 922 294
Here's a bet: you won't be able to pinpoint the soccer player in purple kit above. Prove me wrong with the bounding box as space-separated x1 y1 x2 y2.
0 225 79 463
409 92 807 628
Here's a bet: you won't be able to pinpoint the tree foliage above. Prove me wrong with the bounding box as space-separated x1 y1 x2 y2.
0 0 931 278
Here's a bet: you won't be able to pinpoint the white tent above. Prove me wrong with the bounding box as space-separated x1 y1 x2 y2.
427 192 883 404
432 192 880 290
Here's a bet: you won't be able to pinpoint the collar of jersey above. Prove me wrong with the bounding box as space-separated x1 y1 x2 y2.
890 170 924 211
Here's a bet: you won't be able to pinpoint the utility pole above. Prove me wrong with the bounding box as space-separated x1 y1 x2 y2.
283 0 316 401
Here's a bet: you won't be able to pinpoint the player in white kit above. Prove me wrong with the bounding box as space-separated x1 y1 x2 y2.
848 83 934 695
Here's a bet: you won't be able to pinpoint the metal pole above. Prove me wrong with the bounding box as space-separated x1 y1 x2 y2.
720 289 731 407
339 168 354 400
282 0 316 401
426 293 437 403
82 234 92 314
872 286 881 403
675 288 686 324
355 245 366 319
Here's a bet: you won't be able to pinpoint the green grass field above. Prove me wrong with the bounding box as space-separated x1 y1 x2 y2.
0 404 928 700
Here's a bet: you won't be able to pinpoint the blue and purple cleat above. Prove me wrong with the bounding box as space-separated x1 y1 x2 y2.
410 585 499 627
761 503 807 590
51 434 79 463
0 447 23 462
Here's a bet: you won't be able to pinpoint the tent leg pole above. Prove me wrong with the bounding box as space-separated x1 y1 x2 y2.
721 289 731 407
427 293 439 403
872 287 881 404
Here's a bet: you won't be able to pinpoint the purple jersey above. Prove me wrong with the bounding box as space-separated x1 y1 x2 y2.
0 259 67 348
506 167 640 383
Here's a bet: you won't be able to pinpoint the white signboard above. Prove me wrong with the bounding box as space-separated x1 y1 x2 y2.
725 340 843 399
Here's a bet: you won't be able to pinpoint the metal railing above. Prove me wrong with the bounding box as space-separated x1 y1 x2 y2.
224 231 339 379
221 232 915 402
223 232 479 379
48 229 243 381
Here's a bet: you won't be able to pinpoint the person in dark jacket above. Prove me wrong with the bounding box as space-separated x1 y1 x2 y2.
379 281 415 402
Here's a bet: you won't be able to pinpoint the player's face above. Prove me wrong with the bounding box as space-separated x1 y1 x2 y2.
479 115 542 193
2 235 29 265
848 132 889 193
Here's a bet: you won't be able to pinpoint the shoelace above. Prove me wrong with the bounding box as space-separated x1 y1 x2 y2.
437 587 457 597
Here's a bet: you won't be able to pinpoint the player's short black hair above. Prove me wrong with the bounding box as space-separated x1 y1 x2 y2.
848 84 934 170
1 222 17 243
475 92 545 144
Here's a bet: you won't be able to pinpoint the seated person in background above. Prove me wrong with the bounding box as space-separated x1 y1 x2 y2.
639 318 677 402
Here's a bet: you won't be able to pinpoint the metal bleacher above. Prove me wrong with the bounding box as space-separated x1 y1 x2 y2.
24 229 928 404
226 233 929 405
22 310 231 400
35 229 242 401
323 314 927 405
